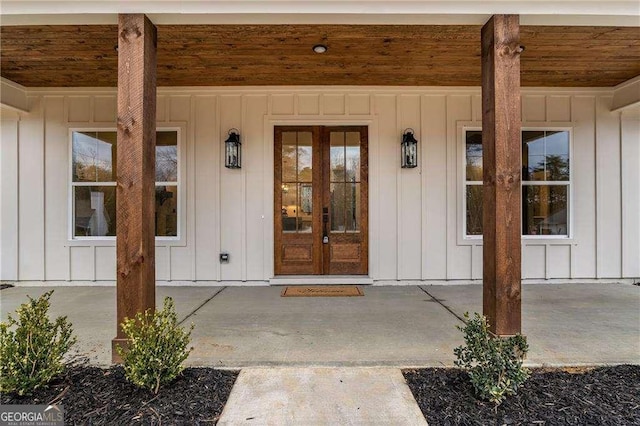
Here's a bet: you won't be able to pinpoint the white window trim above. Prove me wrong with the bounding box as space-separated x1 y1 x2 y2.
67 125 186 246
457 122 575 245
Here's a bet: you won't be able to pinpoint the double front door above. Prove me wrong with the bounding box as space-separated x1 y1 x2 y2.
274 126 368 275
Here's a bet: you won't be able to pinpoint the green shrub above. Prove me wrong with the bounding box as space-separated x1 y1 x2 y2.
0 290 76 396
116 297 193 394
454 312 529 405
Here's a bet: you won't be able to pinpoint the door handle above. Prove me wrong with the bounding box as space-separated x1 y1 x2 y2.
322 207 329 243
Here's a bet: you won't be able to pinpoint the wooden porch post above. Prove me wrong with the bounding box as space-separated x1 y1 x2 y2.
112 14 157 362
481 15 522 336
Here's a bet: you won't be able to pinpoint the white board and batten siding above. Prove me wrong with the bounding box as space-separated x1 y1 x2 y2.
1 87 638 285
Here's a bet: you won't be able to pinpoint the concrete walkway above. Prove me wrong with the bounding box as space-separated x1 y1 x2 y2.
217 367 427 425
0 283 638 367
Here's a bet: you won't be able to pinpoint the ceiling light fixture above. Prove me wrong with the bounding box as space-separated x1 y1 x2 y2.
312 44 327 54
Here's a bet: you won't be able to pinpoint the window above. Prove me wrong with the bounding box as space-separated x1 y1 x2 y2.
464 129 570 237
71 130 179 239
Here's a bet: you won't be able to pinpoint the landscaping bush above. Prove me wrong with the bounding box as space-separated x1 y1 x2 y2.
0 290 76 396
454 312 529 405
116 297 194 394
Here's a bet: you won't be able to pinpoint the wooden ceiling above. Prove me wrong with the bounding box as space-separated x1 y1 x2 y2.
1 24 639 87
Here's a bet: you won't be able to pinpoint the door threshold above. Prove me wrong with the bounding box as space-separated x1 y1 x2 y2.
269 276 374 286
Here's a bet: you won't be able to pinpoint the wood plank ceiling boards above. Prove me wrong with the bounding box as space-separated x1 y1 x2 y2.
1 25 639 87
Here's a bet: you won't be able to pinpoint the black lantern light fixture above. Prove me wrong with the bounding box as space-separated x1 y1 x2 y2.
225 128 241 169
401 128 418 168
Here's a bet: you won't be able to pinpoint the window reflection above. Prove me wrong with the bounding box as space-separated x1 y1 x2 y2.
74 186 116 236
72 132 117 182
155 186 178 237
522 186 568 235
156 131 178 182
466 185 483 236
71 130 180 238
522 131 569 181
464 129 570 237
465 131 483 181
280 131 314 234
330 131 361 233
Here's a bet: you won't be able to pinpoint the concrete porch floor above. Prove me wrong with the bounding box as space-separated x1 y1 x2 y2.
0 284 638 367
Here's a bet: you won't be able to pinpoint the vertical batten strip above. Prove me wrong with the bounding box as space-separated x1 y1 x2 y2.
189 95 197 280
395 95 402 280
216 96 222 281
241 95 247 282
42 97 48 280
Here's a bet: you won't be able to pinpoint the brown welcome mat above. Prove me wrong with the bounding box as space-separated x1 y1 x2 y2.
281 285 364 297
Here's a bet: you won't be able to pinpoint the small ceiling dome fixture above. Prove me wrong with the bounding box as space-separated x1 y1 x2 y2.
312 44 327 54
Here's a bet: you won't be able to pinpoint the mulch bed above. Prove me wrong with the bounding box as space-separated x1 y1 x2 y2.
403 365 640 425
1 364 238 425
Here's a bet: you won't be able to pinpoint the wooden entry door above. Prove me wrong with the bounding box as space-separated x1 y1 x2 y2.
274 126 368 275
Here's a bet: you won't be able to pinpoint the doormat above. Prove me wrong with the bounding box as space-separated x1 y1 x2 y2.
281 285 364 297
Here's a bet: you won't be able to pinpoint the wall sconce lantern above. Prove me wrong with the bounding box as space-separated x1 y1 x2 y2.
401 128 418 168
225 128 241 169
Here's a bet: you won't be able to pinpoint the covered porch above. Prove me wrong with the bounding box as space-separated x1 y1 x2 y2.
1 1 639 364
1 283 638 367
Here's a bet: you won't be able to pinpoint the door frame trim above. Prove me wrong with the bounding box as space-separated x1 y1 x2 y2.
265 117 376 279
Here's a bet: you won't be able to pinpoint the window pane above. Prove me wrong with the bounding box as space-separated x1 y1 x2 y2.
522 185 568 236
330 132 346 182
466 185 483 235
156 131 178 182
330 183 346 232
72 131 117 182
545 131 570 181
345 132 361 182
74 186 116 236
297 132 313 182
544 155 570 181
155 185 178 237
545 131 569 155
298 183 313 233
281 183 297 233
345 183 360 232
281 132 297 182
465 131 483 181
523 131 570 181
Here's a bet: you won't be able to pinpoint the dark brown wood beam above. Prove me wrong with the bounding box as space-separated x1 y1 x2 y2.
112 14 157 362
481 15 522 336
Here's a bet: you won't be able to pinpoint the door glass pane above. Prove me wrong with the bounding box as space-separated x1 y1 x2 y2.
345 132 360 182
155 185 178 236
297 132 313 182
523 185 568 236
330 132 346 182
345 183 360 232
156 131 178 182
330 183 346 232
74 186 116 236
282 132 297 182
466 185 483 235
281 183 297 233
298 183 313 233
465 131 483 181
